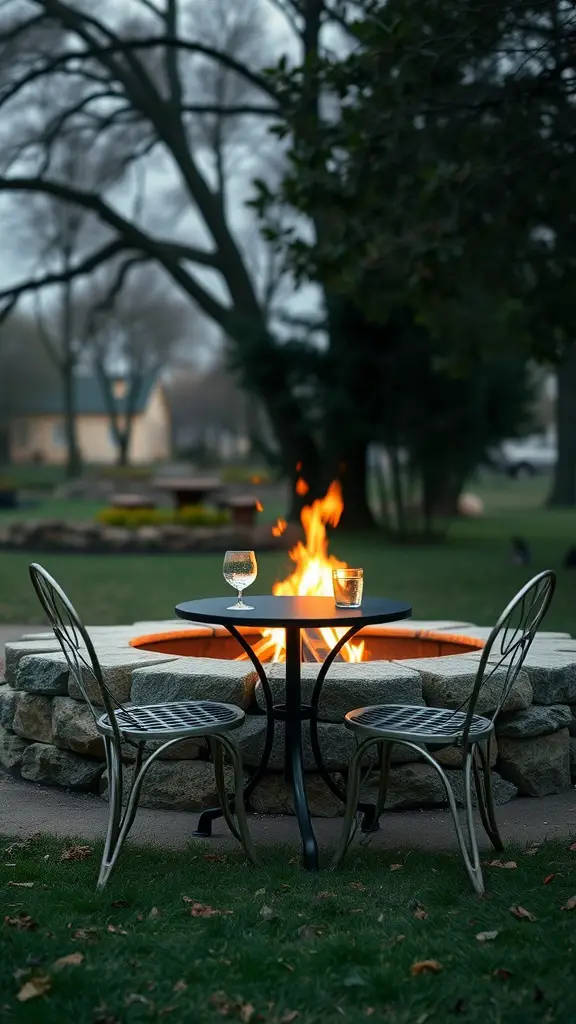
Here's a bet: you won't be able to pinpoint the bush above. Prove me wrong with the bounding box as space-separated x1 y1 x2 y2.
96 505 230 529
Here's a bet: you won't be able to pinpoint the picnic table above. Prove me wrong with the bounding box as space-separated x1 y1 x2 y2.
151 476 222 509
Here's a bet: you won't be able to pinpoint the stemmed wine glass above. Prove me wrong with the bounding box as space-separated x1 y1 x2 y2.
223 550 257 610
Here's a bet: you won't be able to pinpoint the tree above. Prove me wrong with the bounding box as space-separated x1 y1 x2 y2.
81 264 193 466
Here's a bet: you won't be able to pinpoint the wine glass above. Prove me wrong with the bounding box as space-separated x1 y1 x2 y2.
223 550 257 610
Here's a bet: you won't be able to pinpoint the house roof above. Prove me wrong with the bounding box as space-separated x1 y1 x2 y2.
16 373 160 417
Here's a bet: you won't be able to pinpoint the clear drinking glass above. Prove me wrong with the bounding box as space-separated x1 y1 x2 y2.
223 550 257 610
332 568 364 609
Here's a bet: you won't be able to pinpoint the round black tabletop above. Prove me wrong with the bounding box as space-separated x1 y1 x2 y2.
175 595 412 629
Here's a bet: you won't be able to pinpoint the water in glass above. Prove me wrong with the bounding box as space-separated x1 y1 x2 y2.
223 550 257 610
332 568 363 609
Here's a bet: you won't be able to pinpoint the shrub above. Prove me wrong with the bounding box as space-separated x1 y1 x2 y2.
96 505 230 529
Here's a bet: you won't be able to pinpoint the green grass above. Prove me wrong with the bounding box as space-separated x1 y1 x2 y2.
1 835 576 1022
0 474 575 630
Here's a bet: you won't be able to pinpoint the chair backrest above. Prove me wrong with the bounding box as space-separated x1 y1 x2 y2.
29 562 134 746
461 569 556 744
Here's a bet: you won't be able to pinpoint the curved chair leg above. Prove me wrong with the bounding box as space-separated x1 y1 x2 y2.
209 736 242 845
98 737 123 889
473 739 504 852
374 741 393 823
332 737 377 867
97 737 183 889
212 733 260 866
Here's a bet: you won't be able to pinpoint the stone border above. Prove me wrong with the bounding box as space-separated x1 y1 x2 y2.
1 619 575 815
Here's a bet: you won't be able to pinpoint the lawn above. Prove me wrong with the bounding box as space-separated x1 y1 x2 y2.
0 473 575 631
1 835 575 1023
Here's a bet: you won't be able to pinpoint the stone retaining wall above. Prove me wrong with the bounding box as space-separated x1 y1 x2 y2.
1 619 575 816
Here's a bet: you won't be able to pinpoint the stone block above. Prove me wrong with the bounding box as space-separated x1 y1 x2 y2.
16 653 69 696
235 716 420 772
130 657 258 709
21 743 104 790
519 654 576 705
52 696 105 757
403 654 532 715
0 684 16 728
100 759 231 811
498 729 570 796
66 650 178 705
362 762 517 810
13 693 54 744
255 661 424 722
4 640 60 685
0 725 29 771
250 773 345 817
496 704 573 739
433 738 498 769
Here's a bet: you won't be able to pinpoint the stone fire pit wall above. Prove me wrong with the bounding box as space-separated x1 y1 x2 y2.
1 620 575 816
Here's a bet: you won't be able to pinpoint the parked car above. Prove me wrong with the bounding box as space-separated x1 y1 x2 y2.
491 435 557 477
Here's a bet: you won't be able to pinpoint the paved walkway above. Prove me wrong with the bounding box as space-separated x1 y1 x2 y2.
2 624 575 851
1 770 574 851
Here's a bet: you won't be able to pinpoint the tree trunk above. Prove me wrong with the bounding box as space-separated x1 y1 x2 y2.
62 358 82 479
335 442 377 530
548 345 576 507
116 433 129 467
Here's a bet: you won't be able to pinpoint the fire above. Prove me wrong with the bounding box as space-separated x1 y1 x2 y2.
242 480 365 664
255 499 264 513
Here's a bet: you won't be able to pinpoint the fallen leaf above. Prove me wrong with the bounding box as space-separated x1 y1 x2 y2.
8 881 34 888
125 994 153 1007
280 1013 299 1023
106 924 128 935
561 896 576 911
148 907 161 919
183 899 232 917
254 888 266 897
569 842 576 852
173 980 188 993
526 844 541 855
4 914 37 931
486 860 517 869
492 968 513 980
209 992 255 1020
111 900 130 909
410 960 443 976
413 903 428 920
61 845 92 862
543 874 555 885
259 905 277 922
510 905 537 922
204 853 227 864
316 891 335 900
476 930 499 942
71 927 99 942
239 1005 255 1023
349 881 367 891
53 952 85 969
16 974 52 1002
390 863 403 871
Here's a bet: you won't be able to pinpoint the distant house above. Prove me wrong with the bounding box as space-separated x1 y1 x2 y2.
9 373 171 465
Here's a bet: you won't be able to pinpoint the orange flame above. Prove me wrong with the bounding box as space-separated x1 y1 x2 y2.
247 480 364 664
255 499 264 512
272 517 287 537
295 477 309 497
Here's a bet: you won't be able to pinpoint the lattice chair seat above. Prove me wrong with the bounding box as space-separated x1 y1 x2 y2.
98 700 244 741
345 703 493 746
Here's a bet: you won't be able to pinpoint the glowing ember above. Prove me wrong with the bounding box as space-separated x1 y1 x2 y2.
255 499 264 512
272 518 287 537
241 481 365 664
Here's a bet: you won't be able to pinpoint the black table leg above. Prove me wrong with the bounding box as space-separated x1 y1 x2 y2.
284 625 319 871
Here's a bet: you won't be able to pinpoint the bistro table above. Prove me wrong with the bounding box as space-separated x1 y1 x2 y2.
175 595 412 870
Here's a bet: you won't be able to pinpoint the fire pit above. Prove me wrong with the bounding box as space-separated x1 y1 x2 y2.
1 481 574 816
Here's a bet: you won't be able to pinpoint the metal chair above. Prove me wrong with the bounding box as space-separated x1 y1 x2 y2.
333 570 556 893
29 563 258 888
